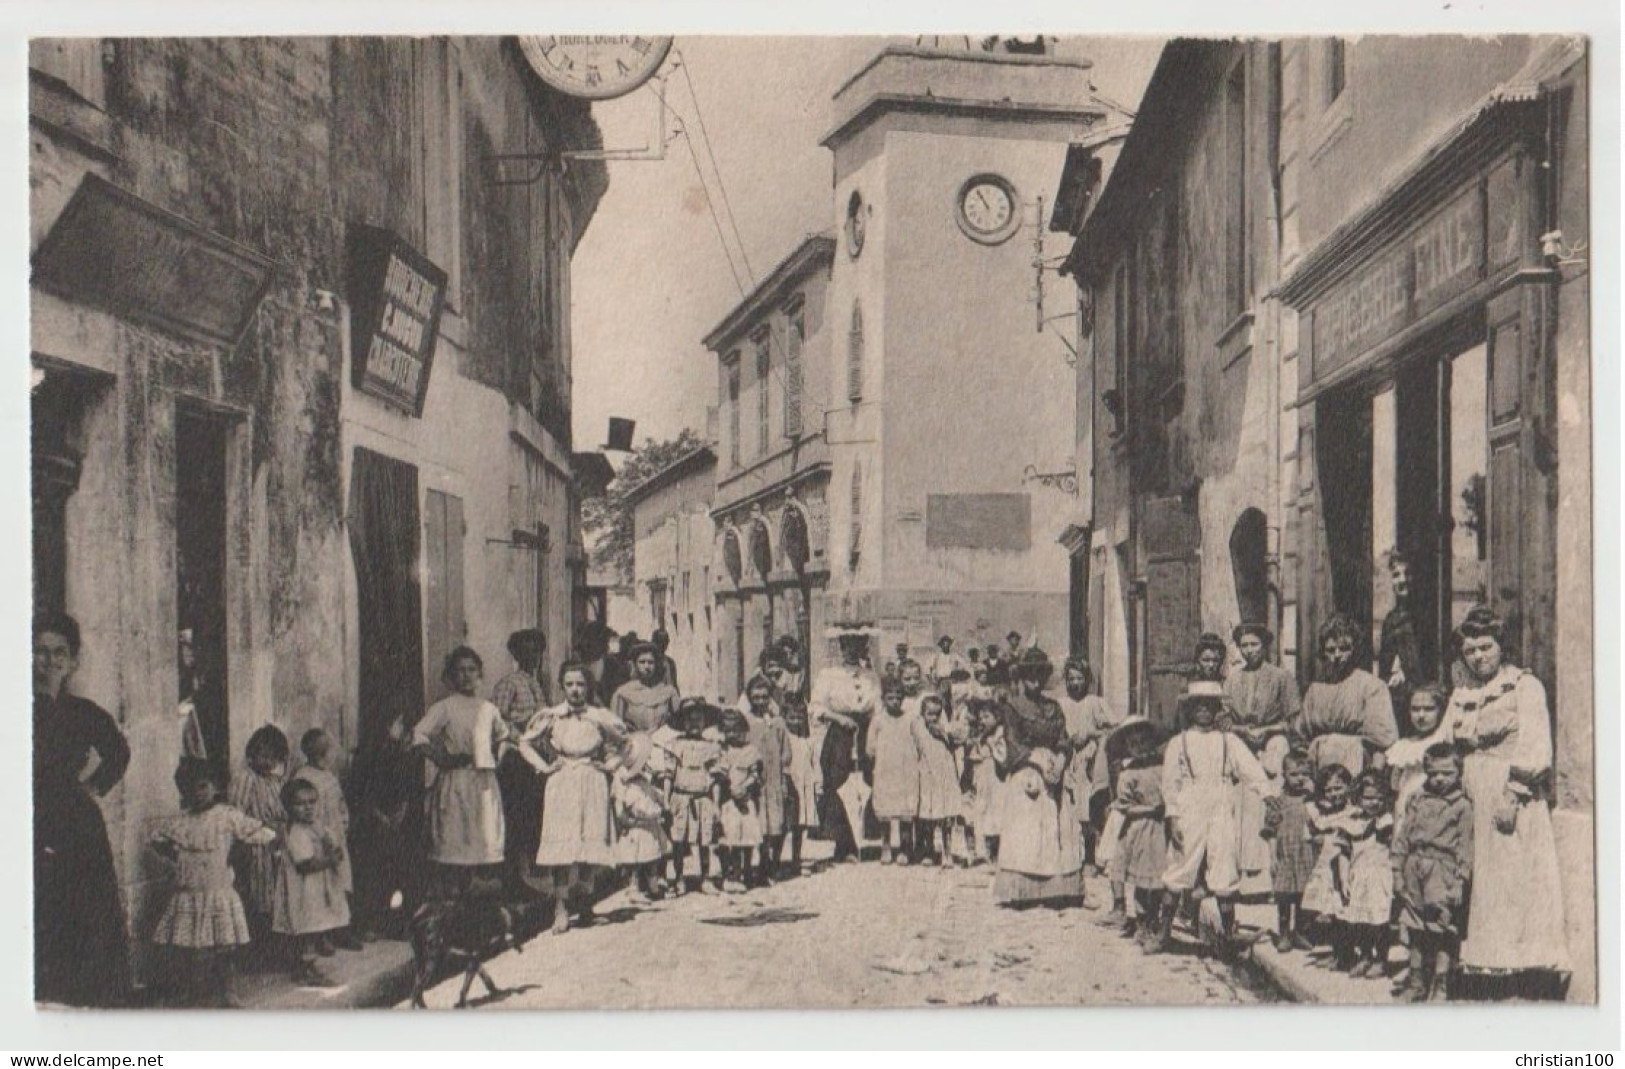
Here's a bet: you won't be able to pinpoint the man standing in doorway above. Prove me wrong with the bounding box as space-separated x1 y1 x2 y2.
1377 552 1425 737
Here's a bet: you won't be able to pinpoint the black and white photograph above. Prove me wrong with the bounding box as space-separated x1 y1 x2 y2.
21 23 1604 1020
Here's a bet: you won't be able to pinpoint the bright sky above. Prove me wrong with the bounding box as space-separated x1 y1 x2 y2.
568 35 1167 454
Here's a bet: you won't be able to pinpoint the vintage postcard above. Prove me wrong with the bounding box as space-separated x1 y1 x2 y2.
25 31 1596 1014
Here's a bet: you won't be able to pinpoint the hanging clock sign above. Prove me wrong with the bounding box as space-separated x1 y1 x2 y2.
518 35 674 100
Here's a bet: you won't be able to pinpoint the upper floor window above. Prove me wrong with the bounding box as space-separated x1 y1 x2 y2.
754 330 772 456
848 462 864 571
412 39 463 307
1225 57 1250 317
1323 38 1347 108
784 300 805 439
847 301 865 404
726 358 741 469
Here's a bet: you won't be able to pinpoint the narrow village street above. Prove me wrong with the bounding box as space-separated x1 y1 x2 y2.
407 853 1266 1010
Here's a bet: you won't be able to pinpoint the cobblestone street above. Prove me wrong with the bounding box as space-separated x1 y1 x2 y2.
408 854 1267 1010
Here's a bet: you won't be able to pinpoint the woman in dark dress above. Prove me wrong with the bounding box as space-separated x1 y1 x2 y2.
33 611 132 1007
810 628 880 862
993 648 1084 907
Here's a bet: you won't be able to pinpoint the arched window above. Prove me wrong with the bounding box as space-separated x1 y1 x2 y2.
722 529 744 588
781 506 810 576
1229 508 1270 628
749 518 773 580
848 463 864 571
847 301 864 404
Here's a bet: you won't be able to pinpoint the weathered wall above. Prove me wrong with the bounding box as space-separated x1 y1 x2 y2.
30 36 601 983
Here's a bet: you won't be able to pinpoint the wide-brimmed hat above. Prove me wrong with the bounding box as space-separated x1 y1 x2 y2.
1105 717 1164 763
620 732 653 776
1177 679 1229 723
825 622 880 639
1013 646 1054 682
674 698 721 731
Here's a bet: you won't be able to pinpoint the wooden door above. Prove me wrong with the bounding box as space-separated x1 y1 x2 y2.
423 489 466 703
1141 493 1202 734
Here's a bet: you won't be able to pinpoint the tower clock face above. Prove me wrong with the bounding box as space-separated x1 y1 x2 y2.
517 35 674 101
956 174 1019 245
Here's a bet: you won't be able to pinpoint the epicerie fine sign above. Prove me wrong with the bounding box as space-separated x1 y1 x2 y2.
1311 186 1486 381
348 226 448 417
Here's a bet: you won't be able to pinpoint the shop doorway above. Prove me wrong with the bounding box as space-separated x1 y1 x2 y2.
349 448 425 752
175 406 232 776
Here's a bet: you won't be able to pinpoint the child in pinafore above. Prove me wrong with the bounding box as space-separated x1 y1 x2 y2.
1341 771 1397 977
151 758 280 1007
1110 723 1167 948
614 732 670 902
291 727 362 952
867 678 924 864
959 700 1003 864
228 724 290 961
668 700 723 894
1260 749 1318 952
1302 763 1362 967
1391 742 1473 1001
273 779 350 987
915 694 963 866
781 693 820 874
717 709 764 893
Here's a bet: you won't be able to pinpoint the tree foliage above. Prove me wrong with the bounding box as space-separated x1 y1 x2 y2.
581 428 707 583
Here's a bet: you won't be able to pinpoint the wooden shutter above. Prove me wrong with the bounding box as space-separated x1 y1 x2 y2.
847 301 864 403
849 462 864 569
755 333 771 455
785 308 805 438
1142 492 1202 733
423 489 466 701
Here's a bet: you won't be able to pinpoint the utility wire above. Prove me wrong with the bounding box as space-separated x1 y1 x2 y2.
675 47 755 285
646 76 747 297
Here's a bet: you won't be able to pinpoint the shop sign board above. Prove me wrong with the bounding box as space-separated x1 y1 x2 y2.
347 225 447 417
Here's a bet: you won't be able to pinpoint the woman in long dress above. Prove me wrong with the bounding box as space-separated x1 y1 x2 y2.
522 662 626 934
33 611 132 1007
993 649 1084 907
1444 607 1570 996
1297 614 1398 774
1224 624 1299 895
411 647 509 894
811 629 880 863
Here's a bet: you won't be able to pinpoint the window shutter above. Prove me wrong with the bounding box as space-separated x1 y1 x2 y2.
847 302 864 403
785 311 804 438
755 334 771 456
848 462 864 570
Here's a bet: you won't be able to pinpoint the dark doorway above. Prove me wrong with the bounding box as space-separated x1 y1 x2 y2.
31 369 93 618
1394 357 1441 683
176 407 231 777
349 448 425 753
1068 549 1090 660
1316 388 1374 633
1229 508 1270 630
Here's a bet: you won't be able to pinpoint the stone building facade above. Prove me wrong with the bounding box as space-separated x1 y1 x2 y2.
625 445 720 700
29 37 606 984
817 46 1129 667
705 235 836 700
1057 36 1592 1000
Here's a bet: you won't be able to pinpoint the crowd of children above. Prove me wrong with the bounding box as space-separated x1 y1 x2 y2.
1088 606 1568 1002
139 605 1567 1005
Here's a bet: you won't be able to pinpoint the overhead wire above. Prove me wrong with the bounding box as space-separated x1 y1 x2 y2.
645 75 747 297
675 46 756 285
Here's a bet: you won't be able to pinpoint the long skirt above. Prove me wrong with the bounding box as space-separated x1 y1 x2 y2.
994 768 1084 904
34 786 131 1006
427 767 505 866
1459 758 1571 973
818 723 859 856
498 750 544 872
535 762 616 867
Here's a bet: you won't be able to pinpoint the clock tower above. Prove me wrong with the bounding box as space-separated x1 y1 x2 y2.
817 44 1129 659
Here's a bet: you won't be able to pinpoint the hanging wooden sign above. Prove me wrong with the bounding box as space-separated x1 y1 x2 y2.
346 225 447 417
